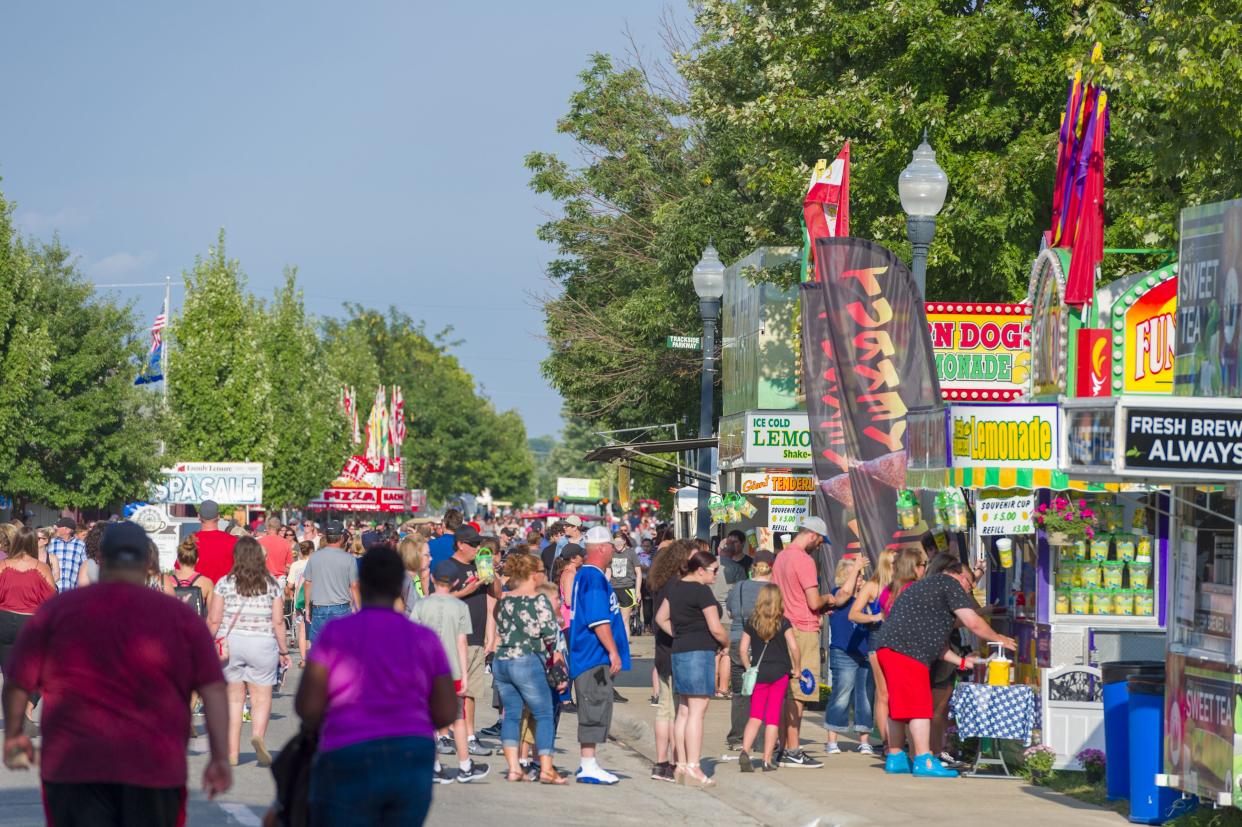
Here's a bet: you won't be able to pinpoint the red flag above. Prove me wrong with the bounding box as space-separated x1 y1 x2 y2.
803 143 850 280
1066 91 1108 305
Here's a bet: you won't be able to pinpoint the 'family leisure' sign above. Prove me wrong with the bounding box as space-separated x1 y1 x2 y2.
152 462 264 506
1124 408 1242 472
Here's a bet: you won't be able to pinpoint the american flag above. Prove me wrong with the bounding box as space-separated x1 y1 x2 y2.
135 306 167 385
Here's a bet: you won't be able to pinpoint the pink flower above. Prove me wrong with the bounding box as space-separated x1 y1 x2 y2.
1079 500 1088 510
1037 503 1049 513
1055 497 1069 509
1081 509 1094 519
1086 528 1095 539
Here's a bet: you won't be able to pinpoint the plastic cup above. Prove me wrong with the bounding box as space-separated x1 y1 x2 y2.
1080 562 1102 588
1136 536 1153 562
1056 592 1071 614
1103 504 1123 533
1114 589 1135 616
1115 536 1136 562
997 538 1014 568
1090 539 1111 561
1070 540 1088 561
1071 589 1091 614
1102 560 1125 589
1055 564 1075 590
1135 590 1155 616
1094 589 1113 615
1129 561 1152 590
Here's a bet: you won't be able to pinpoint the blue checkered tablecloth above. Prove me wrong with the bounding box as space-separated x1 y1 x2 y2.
949 683 1036 746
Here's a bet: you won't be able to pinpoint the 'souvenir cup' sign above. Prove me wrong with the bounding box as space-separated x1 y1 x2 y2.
1124 408 1242 471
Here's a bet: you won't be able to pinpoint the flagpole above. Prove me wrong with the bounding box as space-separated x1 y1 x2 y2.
162 276 171 410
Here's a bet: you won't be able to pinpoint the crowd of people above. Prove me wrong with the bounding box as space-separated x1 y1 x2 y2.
0 499 1017 825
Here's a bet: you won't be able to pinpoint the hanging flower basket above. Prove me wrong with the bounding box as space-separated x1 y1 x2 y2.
1046 531 1070 546
1034 497 1097 544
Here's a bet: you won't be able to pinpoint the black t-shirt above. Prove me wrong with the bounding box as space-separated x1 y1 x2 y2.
744 618 793 684
668 579 721 654
442 556 488 647
654 584 673 679
874 574 974 665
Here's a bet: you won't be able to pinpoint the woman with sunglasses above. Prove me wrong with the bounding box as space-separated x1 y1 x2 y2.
655 550 728 787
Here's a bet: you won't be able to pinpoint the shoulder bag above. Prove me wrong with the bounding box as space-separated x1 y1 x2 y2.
215 603 243 664
741 637 771 696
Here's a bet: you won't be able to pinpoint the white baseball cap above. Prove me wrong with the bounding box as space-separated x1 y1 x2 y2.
564 515 584 527
799 516 830 537
583 526 613 545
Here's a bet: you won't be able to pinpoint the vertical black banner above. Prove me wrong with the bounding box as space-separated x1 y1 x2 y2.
802 238 944 563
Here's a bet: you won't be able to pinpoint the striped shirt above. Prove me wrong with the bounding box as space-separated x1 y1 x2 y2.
48 537 86 592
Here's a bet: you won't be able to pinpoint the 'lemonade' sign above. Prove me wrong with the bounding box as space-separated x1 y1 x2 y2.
949 404 1059 470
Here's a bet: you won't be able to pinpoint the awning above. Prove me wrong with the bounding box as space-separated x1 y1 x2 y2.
583 437 716 464
583 436 717 493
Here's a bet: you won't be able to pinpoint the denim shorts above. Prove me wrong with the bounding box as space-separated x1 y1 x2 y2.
672 649 716 697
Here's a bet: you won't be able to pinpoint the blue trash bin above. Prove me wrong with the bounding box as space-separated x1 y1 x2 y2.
1127 676 1181 824
1102 660 1164 800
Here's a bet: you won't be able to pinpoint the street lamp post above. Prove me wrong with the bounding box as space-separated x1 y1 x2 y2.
692 245 725 540
898 132 949 298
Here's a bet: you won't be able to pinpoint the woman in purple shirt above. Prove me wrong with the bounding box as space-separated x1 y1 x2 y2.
296 546 457 826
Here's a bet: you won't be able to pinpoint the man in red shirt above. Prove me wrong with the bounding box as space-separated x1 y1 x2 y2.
3 520 232 825
770 516 860 769
193 499 237 584
257 516 294 582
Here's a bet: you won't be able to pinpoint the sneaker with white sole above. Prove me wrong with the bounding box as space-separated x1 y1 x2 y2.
437 735 456 755
856 743 877 756
433 766 456 785
778 749 823 768
576 765 620 785
467 737 493 757
457 762 491 783
825 742 842 755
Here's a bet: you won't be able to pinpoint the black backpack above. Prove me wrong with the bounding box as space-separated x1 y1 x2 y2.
271 728 317 827
174 575 207 618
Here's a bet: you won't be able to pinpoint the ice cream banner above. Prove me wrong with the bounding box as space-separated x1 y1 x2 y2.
926 302 1031 401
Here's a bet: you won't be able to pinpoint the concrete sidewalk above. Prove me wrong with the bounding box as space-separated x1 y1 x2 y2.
609 635 1126 827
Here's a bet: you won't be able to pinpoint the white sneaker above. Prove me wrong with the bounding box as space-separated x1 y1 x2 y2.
576 765 620 785
825 742 842 755
856 743 877 756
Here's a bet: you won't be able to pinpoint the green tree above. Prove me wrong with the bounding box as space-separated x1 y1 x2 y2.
0 194 51 493
323 306 536 504
166 232 274 464
527 54 750 432
8 241 162 507
259 269 349 508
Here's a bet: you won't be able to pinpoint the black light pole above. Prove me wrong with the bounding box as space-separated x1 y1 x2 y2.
692 246 725 540
898 132 949 297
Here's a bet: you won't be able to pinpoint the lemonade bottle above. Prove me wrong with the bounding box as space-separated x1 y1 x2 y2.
475 547 495 584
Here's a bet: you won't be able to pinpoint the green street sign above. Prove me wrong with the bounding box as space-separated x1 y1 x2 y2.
666 335 702 350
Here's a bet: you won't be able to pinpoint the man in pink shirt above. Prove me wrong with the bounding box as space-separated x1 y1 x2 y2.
770 517 861 768
258 516 295 584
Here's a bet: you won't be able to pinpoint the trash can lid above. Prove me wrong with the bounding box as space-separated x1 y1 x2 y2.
1127 675 1166 695
1101 660 1165 685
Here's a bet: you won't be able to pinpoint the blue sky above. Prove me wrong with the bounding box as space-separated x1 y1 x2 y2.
0 1 676 438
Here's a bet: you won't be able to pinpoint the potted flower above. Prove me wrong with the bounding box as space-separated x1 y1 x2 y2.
1023 744 1057 784
1077 748 1106 784
1035 497 1097 545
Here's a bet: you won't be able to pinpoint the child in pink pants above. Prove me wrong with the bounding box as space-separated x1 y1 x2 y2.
738 585 801 773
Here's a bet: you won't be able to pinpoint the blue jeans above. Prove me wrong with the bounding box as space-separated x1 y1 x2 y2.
825 648 874 733
309 736 433 827
308 603 350 643
493 653 556 756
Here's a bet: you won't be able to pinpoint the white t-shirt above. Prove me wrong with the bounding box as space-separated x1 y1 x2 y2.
215 575 280 637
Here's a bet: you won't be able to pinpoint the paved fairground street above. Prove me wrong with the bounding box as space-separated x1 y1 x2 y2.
4 2 1242 826
2 635 1130 826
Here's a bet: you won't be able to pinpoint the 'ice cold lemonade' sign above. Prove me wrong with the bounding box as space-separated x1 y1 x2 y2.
1125 409 1242 471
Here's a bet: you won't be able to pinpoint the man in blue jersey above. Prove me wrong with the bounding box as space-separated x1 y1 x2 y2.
567 526 631 785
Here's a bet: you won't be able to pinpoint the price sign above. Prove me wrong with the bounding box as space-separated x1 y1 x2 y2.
976 494 1035 536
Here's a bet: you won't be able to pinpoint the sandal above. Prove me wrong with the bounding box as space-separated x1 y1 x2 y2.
684 762 717 788
539 770 568 785
505 770 527 782
713 691 732 700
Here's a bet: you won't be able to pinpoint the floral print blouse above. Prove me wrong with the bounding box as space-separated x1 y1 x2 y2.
495 593 559 660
